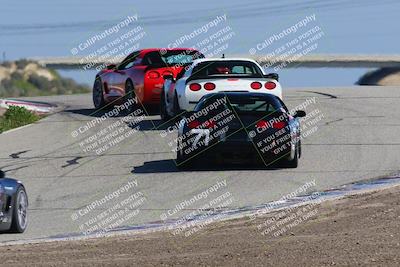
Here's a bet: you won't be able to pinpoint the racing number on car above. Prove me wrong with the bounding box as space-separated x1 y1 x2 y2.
191 129 210 147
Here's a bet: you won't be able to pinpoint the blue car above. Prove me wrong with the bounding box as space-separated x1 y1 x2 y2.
0 170 28 233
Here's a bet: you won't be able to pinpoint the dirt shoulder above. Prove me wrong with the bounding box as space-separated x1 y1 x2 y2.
1 186 400 267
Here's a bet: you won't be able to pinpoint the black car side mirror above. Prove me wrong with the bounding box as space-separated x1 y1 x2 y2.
163 74 174 81
294 110 306 118
0 170 5 178
264 73 279 81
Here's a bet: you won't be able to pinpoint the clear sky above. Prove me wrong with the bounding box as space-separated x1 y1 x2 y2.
1 0 399 86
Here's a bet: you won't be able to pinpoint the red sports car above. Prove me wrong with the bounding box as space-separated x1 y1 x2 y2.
92 48 204 110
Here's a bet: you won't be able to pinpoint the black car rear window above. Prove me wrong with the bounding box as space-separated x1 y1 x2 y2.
196 94 283 114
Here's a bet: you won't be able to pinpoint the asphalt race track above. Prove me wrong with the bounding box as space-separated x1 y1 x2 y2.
1 86 399 242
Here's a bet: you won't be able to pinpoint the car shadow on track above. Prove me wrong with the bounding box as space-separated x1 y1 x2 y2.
65 108 175 131
132 159 281 173
128 118 167 131
66 105 161 118
66 108 127 118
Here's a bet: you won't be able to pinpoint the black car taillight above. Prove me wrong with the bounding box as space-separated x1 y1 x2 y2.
256 120 286 129
188 120 215 129
272 121 286 129
188 120 201 129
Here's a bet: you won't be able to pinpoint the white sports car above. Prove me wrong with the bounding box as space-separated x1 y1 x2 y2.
160 58 282 120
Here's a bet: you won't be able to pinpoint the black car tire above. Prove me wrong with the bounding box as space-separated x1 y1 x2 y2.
172 93 182 118
298 139 302 158
93 77 106 109
176 150 190 170
9 186 28 233
125 80 140 114
283 144 299 168
176 135 195 170
160 88 171 121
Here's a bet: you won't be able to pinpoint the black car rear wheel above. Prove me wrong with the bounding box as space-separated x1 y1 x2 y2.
176 136 190 170
176 150 190 170
282 144 299 168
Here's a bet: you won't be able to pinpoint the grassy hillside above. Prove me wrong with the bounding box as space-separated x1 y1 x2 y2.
0 59 90 97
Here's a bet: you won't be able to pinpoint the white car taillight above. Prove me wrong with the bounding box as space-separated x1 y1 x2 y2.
189 83 201 91
203 82 216 91
265 81 277 90
250 82 262 89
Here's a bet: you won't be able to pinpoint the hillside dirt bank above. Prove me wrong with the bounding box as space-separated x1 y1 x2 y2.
1 185 400 266
357 67 400 85
0 60 89 98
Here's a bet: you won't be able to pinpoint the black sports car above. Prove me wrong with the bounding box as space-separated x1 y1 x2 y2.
175 92 306 169
0 170 28 233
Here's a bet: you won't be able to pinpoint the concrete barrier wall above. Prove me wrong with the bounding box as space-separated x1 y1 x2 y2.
31 54 400 69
